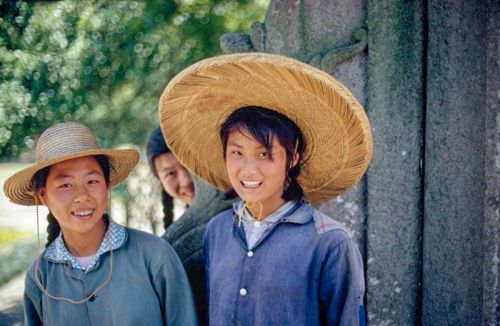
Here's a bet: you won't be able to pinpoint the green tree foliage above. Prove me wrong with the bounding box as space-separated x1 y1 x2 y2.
0 0 268 158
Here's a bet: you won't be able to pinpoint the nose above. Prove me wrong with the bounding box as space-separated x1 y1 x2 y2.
242 157 259 174
178 168 192 187
73 185 91 203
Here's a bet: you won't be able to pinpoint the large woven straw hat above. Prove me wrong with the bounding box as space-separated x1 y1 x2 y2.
159 53 372 204
3 122 139 206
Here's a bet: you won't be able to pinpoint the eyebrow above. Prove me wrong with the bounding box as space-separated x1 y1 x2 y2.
227 142 243 148
227 141 266 149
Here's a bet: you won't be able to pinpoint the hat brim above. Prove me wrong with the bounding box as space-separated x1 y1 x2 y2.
159 53 372 204
3 149 139 206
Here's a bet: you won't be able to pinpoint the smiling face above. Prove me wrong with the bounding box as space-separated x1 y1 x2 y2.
225 128 296 219
37 156 108 242
154 152 194 205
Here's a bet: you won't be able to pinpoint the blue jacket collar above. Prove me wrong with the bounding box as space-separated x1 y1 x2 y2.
43 221 127 271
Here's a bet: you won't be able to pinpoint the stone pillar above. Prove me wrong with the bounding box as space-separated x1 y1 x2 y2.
423 1 499 325
482 2 500 325
365 2 425 325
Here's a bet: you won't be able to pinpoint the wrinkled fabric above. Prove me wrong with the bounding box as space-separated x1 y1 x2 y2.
24 223 197 326
204 201 366 326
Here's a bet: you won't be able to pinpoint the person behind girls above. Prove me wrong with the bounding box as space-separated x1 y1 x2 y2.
3 122 197 326
146 126 235 325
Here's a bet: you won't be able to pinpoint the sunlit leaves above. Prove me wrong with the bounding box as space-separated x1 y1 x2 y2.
0 0 268 158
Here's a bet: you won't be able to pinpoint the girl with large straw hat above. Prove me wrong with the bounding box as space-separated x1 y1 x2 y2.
159 53 372 325
3 122 197 325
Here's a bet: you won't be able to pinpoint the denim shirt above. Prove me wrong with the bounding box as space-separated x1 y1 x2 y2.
24 222 198 326
203 201 366 326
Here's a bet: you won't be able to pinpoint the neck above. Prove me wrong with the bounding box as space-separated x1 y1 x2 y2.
246 198 286 221
62 221 107 257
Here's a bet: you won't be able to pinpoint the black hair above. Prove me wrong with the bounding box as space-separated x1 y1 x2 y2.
220 106 305 201
31 154 111 248
146 127 174 230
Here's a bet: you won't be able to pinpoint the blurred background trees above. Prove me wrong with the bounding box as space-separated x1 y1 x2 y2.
0 0 268 157
0 0 268 231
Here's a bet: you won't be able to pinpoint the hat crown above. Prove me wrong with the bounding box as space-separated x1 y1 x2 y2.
36 122 100 163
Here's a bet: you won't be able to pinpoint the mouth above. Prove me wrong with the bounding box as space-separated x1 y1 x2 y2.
241 180 262 189
181 187 195 198
180 186 195 203
71 208 95 219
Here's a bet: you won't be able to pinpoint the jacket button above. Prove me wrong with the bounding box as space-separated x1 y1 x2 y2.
239 288 247 296
247 251 254 257
88 295 96 302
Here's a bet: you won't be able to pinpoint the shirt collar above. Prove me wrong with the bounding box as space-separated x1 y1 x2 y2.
43 221 127 271
232 199 312 225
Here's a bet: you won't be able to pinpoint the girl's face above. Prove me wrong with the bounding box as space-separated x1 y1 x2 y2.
37 156 108 240
225 128 296 218
154 152 194 205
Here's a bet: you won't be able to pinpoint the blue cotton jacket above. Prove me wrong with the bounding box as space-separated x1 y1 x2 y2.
203 201 366 326
24 224 198 326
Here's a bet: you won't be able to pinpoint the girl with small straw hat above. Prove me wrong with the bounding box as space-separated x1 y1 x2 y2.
159 53 372 325
3 122 197 325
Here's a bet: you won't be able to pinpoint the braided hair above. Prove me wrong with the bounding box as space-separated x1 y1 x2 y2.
146 127 175 231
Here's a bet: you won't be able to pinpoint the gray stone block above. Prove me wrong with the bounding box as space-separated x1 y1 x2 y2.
423 2 492 325
366 2 425 324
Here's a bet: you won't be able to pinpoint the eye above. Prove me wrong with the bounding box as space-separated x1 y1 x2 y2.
231 150 242 156
58 183 72 189
164 171 175 178
258 152 268 158
88 179 100 185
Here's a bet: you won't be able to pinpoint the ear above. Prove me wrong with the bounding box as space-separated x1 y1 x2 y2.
36 188 48 206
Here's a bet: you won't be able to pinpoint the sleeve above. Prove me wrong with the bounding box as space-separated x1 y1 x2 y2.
23 269 43 326
151 240 198 326
319 235 366 326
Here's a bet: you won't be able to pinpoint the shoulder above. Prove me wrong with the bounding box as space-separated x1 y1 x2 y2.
125 227 175 253
312 208 350 235
125 227 185 269
310 208 355 249
25 256 39 281
205 208 234 232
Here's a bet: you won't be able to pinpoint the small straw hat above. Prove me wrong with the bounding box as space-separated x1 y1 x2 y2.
3 122 139 206
159 53 372 204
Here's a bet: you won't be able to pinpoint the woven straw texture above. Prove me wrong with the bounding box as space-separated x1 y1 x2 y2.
3 122 139 206
159 53 372 204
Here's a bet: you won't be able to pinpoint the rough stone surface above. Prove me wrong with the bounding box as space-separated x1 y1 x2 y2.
366 2 424 325
261 0 365 62
423 1 490 325
482 3 500 325
220 32 255 54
